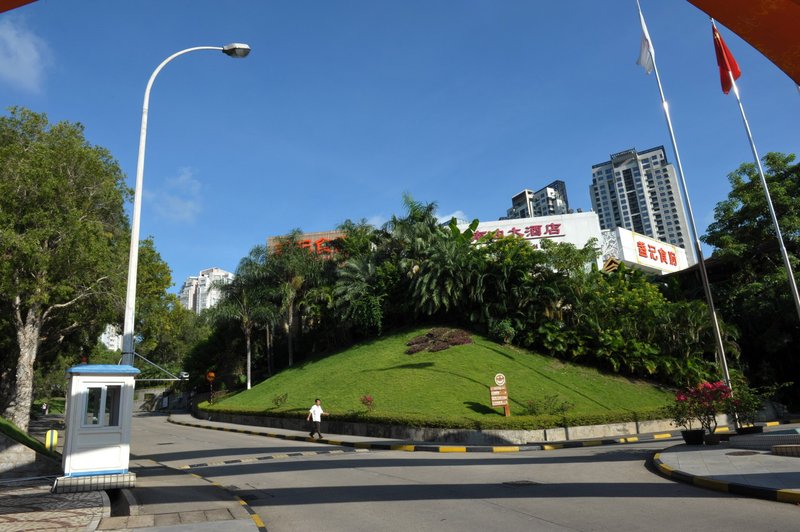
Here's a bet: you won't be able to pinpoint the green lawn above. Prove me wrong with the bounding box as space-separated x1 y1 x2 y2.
206 327 673 430
34 397 66 414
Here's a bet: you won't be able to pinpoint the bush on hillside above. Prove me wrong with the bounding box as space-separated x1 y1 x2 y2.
524 395 574 416
405 328 472 354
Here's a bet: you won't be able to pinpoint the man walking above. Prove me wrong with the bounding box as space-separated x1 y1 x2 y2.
307 398 328 439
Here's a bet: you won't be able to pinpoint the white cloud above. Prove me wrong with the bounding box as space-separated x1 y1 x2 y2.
436 210 469 224
366 215 387 228
0 17 50 93
150 167 203 223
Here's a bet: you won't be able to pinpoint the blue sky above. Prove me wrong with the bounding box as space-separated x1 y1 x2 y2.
2 1 798 292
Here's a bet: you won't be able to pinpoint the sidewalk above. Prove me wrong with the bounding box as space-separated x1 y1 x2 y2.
653 425 800 504
0 477 107 531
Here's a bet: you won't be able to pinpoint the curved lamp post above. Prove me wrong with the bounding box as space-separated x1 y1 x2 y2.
121 43 251 366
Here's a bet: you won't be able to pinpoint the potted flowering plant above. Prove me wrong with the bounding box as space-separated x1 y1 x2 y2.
690 381 732 440
667 380 732 444
665 389 703 444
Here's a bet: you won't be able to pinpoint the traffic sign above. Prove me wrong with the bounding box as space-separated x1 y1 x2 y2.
494 373 506 386
205 370 215 383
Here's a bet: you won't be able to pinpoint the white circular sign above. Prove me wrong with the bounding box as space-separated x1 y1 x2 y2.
494 373 506 387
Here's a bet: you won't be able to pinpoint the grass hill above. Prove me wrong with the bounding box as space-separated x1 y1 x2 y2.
204 327 673 430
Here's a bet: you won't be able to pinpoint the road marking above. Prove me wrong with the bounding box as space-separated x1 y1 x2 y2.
776 490 800 503
492 446 520 453
439 446 467 453
180 448 370 470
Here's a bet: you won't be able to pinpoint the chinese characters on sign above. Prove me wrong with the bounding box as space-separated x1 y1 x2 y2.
636 241 677 266
472 223 563 243
297 237 336 254
274 237 339 255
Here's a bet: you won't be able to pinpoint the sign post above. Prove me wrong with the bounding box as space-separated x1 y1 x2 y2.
490 373 510 417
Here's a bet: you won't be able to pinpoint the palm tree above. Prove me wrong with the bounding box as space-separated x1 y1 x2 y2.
268 232 323 367
211 276 257 389
334 256 383 334
211 245 273 389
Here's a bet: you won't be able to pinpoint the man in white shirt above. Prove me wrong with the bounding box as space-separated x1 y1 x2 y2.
307 398 328 439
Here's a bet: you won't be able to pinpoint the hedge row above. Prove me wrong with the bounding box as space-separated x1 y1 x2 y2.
198 403 667 431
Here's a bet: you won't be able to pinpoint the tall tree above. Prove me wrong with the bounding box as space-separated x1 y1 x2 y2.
212 247 272 389
0 108 128 430
269 232 323 367
703 152 800 395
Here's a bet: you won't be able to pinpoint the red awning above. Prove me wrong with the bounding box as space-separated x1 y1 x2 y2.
687 0 800 85
0 1 36 13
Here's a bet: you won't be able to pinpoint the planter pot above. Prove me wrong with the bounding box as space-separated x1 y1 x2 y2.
736 425 764 435
703 433 722 445
681 429 705 445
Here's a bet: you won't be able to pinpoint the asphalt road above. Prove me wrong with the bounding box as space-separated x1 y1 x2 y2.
131 414 800 531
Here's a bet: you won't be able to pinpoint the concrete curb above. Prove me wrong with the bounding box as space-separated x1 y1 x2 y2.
651 451 800 505
117 487 139 516
168 416 684 453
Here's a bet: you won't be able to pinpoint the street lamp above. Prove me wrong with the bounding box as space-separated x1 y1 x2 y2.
121 43 251 366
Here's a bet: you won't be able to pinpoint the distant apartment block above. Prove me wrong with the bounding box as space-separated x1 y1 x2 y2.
589 147 696 264
178 267 235 314
502 180 570 220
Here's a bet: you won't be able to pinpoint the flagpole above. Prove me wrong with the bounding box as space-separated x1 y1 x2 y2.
714 20 800 323
637 2 732 387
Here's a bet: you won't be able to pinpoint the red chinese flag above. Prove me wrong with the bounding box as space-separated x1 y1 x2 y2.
713 25 741 94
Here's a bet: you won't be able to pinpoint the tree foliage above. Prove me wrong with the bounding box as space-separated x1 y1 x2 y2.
195 193 729 391
0 108 129 430
702 152 800 400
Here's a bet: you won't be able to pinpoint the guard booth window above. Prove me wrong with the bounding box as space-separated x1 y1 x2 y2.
85 387 102 425
105 385 121 426
84 385 122 427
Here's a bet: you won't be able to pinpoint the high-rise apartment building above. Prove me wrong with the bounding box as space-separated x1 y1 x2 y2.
590 147 695 264
502 180 569 220
178 267 235 314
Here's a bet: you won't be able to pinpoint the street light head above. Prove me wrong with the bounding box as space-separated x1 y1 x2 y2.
222 43 251 58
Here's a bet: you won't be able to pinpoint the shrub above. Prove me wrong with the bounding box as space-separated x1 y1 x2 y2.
405 328 473 354
405 343 427 354
272 392 288 408
406 335 428 346
666 380 731 433
428 341 450 352
524 395 574 416
490 320 516 344
360 394 375 412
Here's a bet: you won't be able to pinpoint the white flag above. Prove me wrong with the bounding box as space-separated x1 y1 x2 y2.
636 8 655 74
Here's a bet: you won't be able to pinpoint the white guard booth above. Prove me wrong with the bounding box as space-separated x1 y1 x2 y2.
53 364 139 493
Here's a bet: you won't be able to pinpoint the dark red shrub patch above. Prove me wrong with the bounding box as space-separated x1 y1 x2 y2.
405 328 473 354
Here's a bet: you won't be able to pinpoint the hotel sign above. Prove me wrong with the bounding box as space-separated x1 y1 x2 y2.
472 222 563 243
